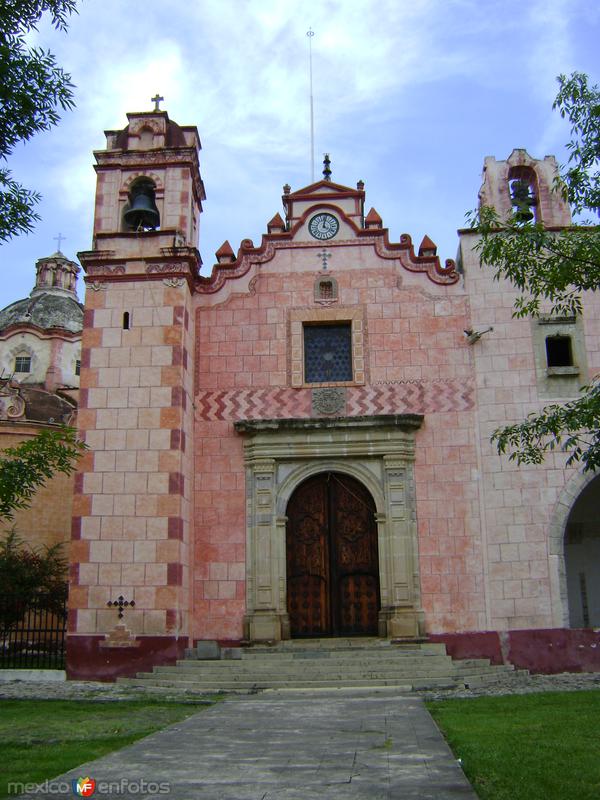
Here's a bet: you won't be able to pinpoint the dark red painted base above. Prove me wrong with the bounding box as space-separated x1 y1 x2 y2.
429 630 504 664
429 628 600 674
66 635 188 682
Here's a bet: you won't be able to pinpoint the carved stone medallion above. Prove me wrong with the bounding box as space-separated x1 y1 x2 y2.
311 387 346 416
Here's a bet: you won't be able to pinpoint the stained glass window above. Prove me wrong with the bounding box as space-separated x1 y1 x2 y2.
304 323 352 383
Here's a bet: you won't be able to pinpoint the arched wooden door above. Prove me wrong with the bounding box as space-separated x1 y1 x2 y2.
286 472 380 637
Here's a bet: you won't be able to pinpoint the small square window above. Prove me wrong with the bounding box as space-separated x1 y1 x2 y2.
14 356 31 373
304 323 352 383
314 277 338 303
546 336 573 368
319 281 334 299
75 359 81 376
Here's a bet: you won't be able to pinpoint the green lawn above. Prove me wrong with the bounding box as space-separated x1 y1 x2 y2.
426 690 600 800
0 698 213 799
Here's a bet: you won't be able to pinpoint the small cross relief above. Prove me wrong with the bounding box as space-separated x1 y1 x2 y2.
317 249 332 270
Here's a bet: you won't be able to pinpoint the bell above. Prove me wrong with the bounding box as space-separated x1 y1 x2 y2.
124 182 160 230
510 179 535 222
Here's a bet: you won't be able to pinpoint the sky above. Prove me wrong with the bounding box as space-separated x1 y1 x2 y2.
0 0 598 308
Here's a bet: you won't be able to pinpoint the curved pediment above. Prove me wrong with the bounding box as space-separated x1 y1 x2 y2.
197 180 458 295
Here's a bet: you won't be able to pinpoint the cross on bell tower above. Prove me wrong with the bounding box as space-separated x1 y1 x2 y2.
151 93 164 111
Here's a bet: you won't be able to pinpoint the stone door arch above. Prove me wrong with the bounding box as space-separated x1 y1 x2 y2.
235 414 425 642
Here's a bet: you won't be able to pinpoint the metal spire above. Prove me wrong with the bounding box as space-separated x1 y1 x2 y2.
307 28 315 183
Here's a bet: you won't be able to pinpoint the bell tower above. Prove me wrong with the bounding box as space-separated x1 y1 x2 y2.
68 107 205 679
478 148 571 227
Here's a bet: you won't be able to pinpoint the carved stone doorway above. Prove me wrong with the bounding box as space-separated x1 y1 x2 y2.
286 472 380 637
237 415 425 643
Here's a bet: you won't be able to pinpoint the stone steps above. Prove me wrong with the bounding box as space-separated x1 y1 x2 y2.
120 671 511 692
158 660 504 677
118 637 527 694
236 648 449 661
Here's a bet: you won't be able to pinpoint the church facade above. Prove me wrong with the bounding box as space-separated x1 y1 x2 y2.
64 109 600 680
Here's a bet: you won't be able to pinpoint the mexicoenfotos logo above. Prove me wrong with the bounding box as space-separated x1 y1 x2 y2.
7 776 171 795
72 777 96 797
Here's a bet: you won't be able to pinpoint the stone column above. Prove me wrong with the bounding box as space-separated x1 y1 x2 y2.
243 457 287 641
378 457 424 637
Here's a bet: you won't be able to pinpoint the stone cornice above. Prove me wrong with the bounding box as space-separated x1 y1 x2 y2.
234 414 424 434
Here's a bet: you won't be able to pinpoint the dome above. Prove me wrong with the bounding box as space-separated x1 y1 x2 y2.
0 252 83 334
0 292 83 334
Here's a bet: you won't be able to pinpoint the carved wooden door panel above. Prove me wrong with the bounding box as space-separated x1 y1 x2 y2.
286 473 380 637
330 474 380 635
286 475 330 636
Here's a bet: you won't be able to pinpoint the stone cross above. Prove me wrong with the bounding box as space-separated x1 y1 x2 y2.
151 93 164 111
318 249 332 270
53 232 66 252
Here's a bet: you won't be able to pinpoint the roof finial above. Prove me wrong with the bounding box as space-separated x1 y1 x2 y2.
151 93 164 112
323 153 331 182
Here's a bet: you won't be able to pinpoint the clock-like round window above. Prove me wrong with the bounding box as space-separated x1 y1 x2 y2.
308 213 339 241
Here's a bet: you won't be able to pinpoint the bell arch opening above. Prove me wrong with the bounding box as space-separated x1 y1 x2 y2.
122 177 160 232
286 471 380 638
565 473 600 628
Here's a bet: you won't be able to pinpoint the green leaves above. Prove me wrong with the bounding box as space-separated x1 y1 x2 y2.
0 426 85 629
0 0 77 242
0 170 41 240
0 427 86 520
0 528 68 632
553 72 600 217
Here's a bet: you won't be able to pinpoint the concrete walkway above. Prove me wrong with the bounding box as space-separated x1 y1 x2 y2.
17 691 477 799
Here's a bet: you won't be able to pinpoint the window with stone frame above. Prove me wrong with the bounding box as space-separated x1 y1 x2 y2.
14 355 31 373
304 323 353 383
290 307 365 388
532 315 587 398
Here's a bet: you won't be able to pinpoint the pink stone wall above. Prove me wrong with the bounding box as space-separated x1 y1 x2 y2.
71 277 195 644
193 261 486 640
193 419 245 640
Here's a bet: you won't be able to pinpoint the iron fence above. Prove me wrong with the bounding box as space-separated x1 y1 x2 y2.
0 595 67 669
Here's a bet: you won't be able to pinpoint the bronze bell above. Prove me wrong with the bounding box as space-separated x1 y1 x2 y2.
510 179 535 222
124 181 160 230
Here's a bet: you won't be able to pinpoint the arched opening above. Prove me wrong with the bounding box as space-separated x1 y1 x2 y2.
565 474 600 627
286 471 380 637
508 165 540 223
122 178 160 231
